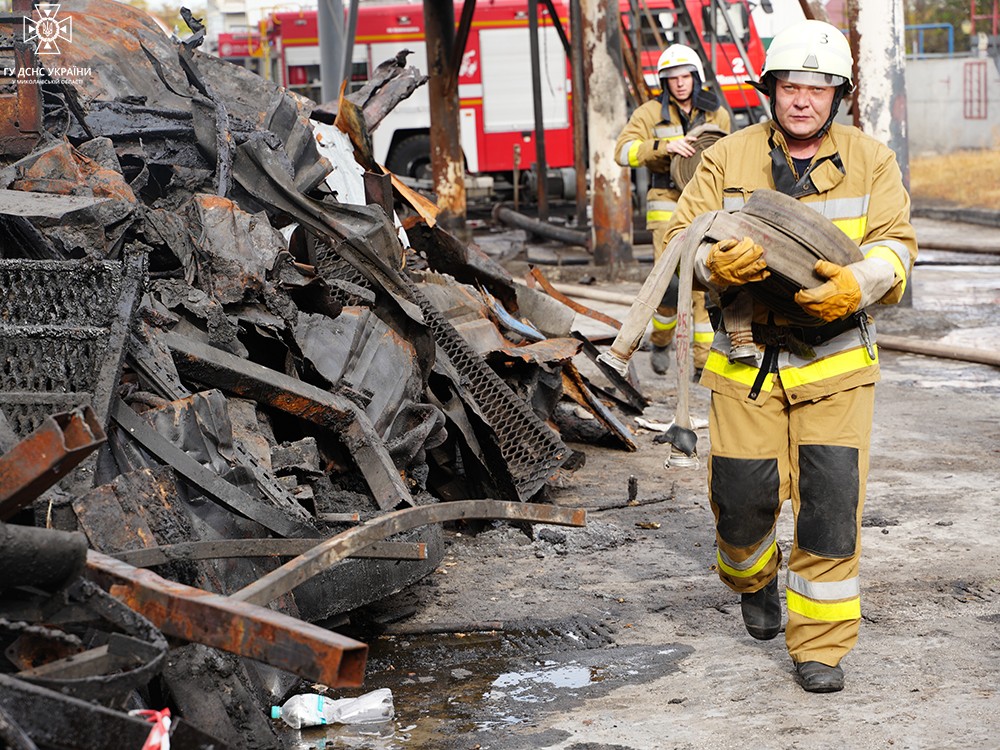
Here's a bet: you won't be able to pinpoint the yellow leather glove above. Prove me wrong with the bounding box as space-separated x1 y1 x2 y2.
794 259 862 322
705 236 770 287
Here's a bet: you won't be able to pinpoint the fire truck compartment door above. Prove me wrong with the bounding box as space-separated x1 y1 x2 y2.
479 27 568 133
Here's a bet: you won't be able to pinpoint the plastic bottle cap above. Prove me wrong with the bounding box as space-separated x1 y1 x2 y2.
270 706 281 720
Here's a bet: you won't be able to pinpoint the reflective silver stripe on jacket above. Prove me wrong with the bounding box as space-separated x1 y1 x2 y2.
786 570 860 601
619 140 640 167
717 527 777 571
861 238 911 273
647 199 678 214
654 124 684 139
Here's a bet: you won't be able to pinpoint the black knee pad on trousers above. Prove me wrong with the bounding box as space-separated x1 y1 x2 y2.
711 456 780 547
658 274 679 308
797 444 860 558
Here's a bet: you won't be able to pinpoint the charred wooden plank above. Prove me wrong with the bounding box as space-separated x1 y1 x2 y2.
112 538 427 567
232 499 587 607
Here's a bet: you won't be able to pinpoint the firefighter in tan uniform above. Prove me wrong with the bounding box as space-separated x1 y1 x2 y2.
664 21 917 692
614 45 730 376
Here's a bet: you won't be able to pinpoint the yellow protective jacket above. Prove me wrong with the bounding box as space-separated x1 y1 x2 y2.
665 120 917 404
614 97 731 230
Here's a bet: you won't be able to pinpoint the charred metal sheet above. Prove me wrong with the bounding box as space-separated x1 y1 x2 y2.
561 363 638 452
529 266 623 332
112 538 427 567
571 331 649 413
0 406 105 520
85 550 368 687
0 523 88 592
0 673 223 750
10 580 167 705
0 188 116 222
294 307 428 438
0 36 41 158
162 330 414 511
0 253 145 439
111 400 318 539
232 112 567 501
233 499 587 607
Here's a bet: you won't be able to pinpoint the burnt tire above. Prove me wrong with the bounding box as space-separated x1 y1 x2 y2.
387 134 432 181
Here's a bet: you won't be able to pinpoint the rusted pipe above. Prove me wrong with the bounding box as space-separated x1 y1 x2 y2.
876 335 1000 368
919 241 1000 255
493 204 589 247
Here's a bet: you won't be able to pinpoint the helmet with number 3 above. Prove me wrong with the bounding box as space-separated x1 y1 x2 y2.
759 19 854 92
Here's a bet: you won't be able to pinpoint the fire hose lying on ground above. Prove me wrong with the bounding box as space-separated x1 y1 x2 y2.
598 189 864 462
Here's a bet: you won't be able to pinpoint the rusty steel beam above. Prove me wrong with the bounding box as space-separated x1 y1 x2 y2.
112 538 428 568
161 330 413 511
0 37 42 159
232 499 587 607
85 550 368 687
0 406 105 520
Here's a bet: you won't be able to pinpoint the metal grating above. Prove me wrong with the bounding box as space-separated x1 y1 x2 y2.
314 244 567 502
0 255 146 437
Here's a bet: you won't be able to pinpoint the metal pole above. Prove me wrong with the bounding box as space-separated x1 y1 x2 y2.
423 0 468 238
342 0 360 90
318 0 346 103
582 0 633 269
570 0 588 228
528 0 550 221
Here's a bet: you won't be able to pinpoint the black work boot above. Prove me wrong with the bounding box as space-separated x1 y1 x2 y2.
740 577 781 640
795 661 845 693
650 344 671 375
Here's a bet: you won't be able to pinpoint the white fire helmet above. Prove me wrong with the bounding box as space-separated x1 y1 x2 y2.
760 19 854 91
656 44 705 83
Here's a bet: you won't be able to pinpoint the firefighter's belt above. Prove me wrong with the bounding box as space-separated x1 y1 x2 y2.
751 315 862 350
650 171 675 190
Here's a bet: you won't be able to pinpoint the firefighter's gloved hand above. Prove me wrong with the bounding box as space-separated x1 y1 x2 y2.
794 259 862 321
705 236 770 287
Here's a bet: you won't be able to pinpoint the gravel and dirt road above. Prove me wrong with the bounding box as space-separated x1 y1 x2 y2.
285 216 1000 750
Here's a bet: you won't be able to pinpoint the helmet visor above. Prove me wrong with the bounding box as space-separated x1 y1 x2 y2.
661 64 698 79
774 70 847 88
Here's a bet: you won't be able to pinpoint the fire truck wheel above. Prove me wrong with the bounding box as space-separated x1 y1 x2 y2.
387 134 433 181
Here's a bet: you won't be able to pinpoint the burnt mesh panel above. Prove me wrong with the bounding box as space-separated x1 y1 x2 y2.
0 257 144 437
314 244 567 501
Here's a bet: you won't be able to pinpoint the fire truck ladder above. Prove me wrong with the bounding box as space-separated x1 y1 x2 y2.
634 0 768 124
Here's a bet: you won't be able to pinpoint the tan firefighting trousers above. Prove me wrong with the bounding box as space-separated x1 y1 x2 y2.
707 378 874 667
651 223 712 367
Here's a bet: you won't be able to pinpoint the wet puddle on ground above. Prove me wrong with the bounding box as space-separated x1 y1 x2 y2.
278 621 690 749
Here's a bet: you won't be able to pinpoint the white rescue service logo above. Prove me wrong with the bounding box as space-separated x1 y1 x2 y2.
24 3 73 55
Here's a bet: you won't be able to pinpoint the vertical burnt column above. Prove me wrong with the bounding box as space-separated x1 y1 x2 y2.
423 0 468 239
581 0 632 269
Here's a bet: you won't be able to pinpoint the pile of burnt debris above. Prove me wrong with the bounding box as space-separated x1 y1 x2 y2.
0 2 642 747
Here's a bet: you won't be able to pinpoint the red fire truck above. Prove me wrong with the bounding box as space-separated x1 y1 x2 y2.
257 1 767 185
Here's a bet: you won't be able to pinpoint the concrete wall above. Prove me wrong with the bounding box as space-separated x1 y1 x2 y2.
906 57 1000 155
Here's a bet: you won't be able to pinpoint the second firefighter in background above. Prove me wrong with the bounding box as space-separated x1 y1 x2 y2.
614 44 730 375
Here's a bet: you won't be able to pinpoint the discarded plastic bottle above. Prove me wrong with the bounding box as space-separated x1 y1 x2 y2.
271 688 394 729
